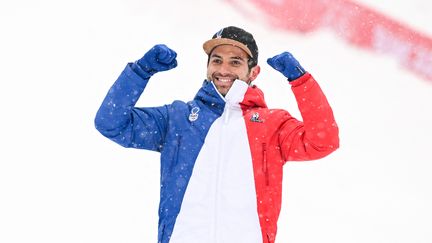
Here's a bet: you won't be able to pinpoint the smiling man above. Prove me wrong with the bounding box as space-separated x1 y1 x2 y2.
206 44 258 95
204 27 260 96
95 26 339 243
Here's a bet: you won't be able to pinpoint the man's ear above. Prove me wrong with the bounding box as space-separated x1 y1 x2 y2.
248 65 261 83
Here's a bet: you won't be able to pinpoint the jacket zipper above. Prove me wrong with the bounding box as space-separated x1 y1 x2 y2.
262 143 269 186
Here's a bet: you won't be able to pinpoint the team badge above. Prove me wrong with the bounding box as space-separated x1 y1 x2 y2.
189 107 200 122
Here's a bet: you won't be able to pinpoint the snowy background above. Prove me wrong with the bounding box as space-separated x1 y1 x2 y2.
1 0 431 242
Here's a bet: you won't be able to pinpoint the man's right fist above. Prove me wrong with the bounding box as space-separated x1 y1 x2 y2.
136 44 178 76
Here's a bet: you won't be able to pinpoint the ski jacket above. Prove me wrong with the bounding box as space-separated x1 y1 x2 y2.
95 63 339 243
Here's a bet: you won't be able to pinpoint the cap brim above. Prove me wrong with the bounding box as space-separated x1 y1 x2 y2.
203 38 253 58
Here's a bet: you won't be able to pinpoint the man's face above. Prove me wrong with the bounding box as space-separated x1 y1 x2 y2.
206 45 259 96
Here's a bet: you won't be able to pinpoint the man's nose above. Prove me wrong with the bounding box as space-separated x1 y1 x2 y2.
218 62 232 75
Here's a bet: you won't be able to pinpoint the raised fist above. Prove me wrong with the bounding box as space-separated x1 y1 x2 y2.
136 44 178 76
267 52 305 81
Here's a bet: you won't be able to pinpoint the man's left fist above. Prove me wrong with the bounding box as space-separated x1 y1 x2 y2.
267 52 306 81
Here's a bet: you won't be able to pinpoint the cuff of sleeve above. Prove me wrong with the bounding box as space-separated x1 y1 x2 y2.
131 61 153 79
123 63 151 88
289 72 312 87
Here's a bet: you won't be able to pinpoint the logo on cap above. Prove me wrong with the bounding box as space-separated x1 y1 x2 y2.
215 29 223 39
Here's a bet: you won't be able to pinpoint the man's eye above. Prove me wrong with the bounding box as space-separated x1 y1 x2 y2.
212 59 222 64
231 60 242 66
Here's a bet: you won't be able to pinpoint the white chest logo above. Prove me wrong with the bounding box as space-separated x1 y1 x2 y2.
189 107 200 122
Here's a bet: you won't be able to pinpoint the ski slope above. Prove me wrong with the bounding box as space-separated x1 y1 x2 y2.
0 0 431 242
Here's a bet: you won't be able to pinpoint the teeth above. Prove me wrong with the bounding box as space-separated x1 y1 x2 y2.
218 78 232 83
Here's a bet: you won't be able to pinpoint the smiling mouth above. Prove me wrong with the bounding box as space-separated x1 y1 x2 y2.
213 73 238 84
216 77 235 83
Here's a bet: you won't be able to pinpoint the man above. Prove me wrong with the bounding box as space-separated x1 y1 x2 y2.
95 26 339 243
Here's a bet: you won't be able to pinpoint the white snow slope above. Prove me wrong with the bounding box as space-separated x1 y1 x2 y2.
0 0 431 243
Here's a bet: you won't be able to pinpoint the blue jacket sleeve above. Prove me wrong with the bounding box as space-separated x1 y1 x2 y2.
94 63 168 151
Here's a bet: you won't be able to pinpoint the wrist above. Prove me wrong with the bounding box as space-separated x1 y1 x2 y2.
132 61 154 79
136 59 159 75
289 72 311 86
287 65 306 81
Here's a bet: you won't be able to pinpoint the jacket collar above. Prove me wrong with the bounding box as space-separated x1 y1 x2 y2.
194 80 267 115
240 83 267 110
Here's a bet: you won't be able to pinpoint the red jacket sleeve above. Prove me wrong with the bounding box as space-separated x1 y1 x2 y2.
279 73 339 162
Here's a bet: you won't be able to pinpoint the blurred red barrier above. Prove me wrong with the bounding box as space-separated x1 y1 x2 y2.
225 0 432 82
